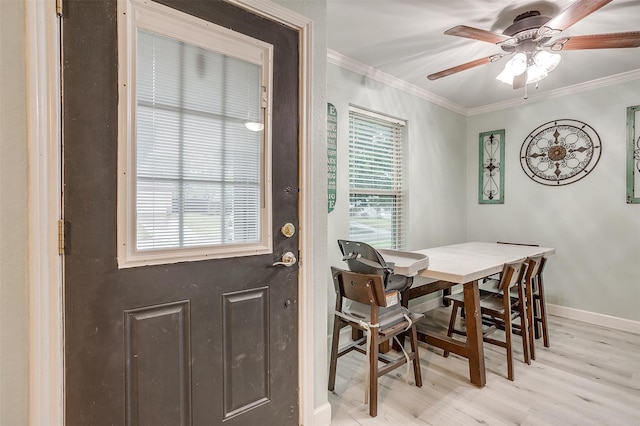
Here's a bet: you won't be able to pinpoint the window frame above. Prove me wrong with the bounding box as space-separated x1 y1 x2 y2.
348 106 406 250
116 0 274 268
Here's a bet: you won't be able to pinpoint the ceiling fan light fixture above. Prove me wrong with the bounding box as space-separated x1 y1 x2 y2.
496 50 561 86
533 50 561 72
495 52 527 84
527 51 561 84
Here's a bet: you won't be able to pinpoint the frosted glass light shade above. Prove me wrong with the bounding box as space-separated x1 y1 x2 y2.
496 51 561 86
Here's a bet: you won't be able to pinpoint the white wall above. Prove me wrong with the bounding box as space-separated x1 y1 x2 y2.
466 80 640 321
0 0 29 425
326 63 468 312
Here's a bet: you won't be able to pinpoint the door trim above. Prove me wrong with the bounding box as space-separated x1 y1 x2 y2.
26 0 316 425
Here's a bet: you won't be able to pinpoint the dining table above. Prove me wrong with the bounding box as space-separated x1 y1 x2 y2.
381 242 555 388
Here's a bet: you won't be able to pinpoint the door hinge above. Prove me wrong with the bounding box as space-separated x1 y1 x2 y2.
56 0 62 16
260 86 267 108
58 219 65 255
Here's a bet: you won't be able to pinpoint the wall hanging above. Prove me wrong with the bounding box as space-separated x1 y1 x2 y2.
327 103 338 212
478 129 505 204
628 105 640 204
520 119 601 186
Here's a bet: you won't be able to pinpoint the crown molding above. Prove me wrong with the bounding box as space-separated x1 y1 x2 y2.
328 49 640 117
327 49 467 115
468 68 640 115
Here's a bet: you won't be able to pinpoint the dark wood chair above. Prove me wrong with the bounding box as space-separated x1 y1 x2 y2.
480 252 548 360
495 243 550 354
443 259 528 381
530 256 550 352
328 267 423 417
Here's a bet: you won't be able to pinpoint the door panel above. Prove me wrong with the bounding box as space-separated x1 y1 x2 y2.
124 301 192 426
63 0 299 424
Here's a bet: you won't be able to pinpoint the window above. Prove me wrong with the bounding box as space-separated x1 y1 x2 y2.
117 1 273 267
348 107 405 249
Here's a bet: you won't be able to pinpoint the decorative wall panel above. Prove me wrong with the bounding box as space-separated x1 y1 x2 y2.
627 105 640 203
478 129 505 204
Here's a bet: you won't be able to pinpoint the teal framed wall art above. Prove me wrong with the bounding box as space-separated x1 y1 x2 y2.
478 129 505 204
627 105 640 204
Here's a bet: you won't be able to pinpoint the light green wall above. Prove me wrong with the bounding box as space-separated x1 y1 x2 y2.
466 80 640 321
326 63 468 316
0 0 29 425
326 63 640 325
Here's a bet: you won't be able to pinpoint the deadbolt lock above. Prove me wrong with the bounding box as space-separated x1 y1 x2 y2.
281 223 295 238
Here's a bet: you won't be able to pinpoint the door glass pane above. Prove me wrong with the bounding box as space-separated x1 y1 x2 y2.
136 30 263 251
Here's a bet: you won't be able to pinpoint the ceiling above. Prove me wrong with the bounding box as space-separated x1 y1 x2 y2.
327 0 640 112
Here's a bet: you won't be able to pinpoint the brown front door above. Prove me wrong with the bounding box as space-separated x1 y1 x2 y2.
63 0 300 424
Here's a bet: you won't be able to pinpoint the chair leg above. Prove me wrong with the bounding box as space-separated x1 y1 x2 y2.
504 311 514 381
443 301 460 358
532 284 542 340
368 331 379 417
537 277 550 348
409 324 422 388
328 317 343 391
517 298 530 365
525 279 535 361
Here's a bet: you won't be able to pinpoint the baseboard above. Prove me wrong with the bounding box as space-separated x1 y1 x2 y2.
547 303 640 335
414 296 640 336
312 402 332 426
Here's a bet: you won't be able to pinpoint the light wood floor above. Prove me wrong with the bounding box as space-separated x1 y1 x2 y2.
328 306 640 425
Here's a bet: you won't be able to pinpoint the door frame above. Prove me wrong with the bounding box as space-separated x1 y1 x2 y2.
25 0 316 425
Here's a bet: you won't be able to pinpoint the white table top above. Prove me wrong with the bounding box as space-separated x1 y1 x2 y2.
413 242 555 284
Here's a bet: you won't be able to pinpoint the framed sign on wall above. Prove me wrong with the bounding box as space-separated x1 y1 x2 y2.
327 103 338 212
478 129 505 204
627 105 640 204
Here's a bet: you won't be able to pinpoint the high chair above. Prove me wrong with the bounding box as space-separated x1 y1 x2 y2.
328 267 422 417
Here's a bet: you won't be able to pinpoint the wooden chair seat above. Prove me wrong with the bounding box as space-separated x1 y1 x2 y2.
445 290 516 313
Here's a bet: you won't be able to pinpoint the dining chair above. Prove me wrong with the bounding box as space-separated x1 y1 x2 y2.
480 254 547 360
530 256 550 350
328 267 423 417
443 259 528 381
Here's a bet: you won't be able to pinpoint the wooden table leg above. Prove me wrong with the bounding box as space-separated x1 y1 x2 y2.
462 280 486 387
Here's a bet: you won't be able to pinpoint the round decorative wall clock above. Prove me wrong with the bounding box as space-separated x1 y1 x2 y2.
520 119 602 186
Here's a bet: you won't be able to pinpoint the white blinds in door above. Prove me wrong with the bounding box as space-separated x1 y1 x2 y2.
117 4 274 268
136 30 263 251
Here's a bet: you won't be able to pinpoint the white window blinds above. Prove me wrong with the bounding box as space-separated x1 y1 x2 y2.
348 107 405 249
135 29 266 251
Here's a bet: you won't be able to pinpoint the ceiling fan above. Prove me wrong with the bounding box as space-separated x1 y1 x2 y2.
427 0 640 91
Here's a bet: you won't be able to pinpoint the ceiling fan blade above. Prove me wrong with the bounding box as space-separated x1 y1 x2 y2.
543 0 613 32
513 70 527 90
551 32 640 50
445 25 511 44
427 54 505 81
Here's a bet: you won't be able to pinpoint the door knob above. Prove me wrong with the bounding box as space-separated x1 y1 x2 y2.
273 251 297 267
